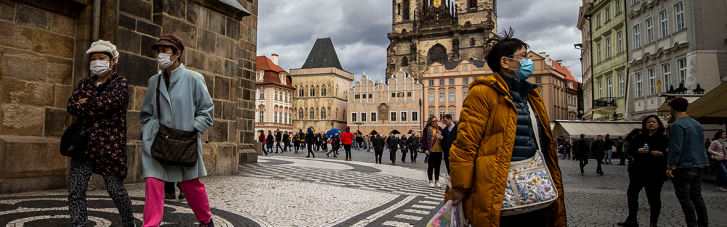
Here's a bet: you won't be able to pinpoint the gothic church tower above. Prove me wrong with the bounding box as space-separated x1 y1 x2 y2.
387 0 497 81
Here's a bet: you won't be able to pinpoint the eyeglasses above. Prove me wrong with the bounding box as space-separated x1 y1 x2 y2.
506 53 530 60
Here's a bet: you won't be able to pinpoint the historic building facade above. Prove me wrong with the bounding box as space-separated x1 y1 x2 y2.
421 59 492 124
255 54 294 134
528 52 580 122
626 0 727 120
589 0 629 121
347 71 423 136
387 0 497 81
0 0 258 194
291 38 353 132
578 0 595 120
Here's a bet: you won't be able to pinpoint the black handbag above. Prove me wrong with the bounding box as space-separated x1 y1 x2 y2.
150 75 199 167
59 79 111 158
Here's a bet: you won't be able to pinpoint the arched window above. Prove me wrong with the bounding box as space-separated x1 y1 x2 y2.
310 108 315 119
403 0 410 20
299 87 304 97
298 108 304 119
322 86 327 96
310 87 315 96
402 57 409 66
427 44 447 65
321 108 326 119
470 38 476 47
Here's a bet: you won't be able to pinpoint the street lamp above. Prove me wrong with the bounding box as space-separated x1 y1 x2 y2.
354 121 364 134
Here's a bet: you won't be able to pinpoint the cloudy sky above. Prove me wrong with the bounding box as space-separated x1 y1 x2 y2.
257 0 584 82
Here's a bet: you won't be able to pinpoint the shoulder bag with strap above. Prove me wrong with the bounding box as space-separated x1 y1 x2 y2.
150 75 199 167
715 140 726 161
500 102 559 216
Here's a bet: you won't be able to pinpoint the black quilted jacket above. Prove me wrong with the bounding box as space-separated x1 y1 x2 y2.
501 73 545 161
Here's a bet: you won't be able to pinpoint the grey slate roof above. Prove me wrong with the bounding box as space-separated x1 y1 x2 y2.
443 59 486 70
301 38 344 70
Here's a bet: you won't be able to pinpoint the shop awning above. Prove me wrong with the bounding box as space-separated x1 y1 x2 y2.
687 82 727 119
553 120 641 138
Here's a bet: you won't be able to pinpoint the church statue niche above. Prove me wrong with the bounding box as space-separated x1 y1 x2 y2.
427 44 447 65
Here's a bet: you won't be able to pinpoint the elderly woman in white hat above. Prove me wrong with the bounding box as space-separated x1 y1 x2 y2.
66 40 134 227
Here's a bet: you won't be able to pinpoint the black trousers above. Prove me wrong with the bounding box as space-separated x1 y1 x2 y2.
401 148 407 162
389 148 398 163
427 152 443 181
627 175 665 224
344 145 352 159
409 148 417 161
500 208 547 227
443 151 451 174
596 158 604 174
164 181 181 195
294 143 300 153
68 157 134 227
672 168 709 227
579 157 589 174
307 143 315 157
375 150 383 163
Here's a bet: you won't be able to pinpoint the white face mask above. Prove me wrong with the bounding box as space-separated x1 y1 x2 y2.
157 53 177 69
90 60 111 76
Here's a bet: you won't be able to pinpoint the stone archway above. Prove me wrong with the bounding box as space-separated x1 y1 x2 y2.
427 44 447 65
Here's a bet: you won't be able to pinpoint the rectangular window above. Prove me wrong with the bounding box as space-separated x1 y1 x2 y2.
439 79 444 85
678 58 687 84
449 110 455 119
439 110 445 120
616 0 621 14
439 92 445 102
618 74 624 97
449 92 455 102
429 93 435 102
390 111 397 122
617 31 623 53
596 14 601 27
598 81 603 98
605 7 610 21
259 90 265 99
660 10 669 38
633 0 640 4
449 78 455 85
274 112 278 123
259 111 264 123
463 78 469 84
463 91 468 98
412 111 418 122
275 91 278 100
607 77 613 98
675 2 684 31
361 112 367 122
662 63 671 91
597 43 602 63
647 68 656 95
646 17 653 43
636 72 643 97
352 113 357 122
401 111 407 122
429 110 435 117
429 80 434 86
633 25 641 48
371 112 377 122
535 77 542 83
606 37 611 58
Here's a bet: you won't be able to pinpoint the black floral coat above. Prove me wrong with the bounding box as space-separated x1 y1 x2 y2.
67 74 130 178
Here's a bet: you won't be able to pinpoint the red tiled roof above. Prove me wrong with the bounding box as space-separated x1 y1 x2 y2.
551 60 577 82
256 56 294 89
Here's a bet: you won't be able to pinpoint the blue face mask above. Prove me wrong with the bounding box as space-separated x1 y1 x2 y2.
513 59 534 80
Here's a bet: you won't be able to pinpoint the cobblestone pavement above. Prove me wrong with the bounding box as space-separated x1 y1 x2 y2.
2 147 727 226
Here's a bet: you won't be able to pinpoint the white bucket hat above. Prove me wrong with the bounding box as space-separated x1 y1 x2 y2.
85 40 119 63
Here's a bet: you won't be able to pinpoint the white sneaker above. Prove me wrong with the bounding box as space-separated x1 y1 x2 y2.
436 183 442 188
429 183 435 188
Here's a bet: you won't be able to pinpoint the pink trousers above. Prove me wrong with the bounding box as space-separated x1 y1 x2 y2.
143 177 212 227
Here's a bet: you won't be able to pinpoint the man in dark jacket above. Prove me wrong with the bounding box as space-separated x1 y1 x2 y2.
388 133 399 164
441 114 458 174
604 134 614 164
306 128 315 158
372 134 385 164
399 134 408 163
616 136 625 165
574 134 591 175
275 129 283 153
591 135 606 175
408 134 420 163
282 132 290 152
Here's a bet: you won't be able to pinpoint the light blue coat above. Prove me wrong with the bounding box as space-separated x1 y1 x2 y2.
140 64 214 182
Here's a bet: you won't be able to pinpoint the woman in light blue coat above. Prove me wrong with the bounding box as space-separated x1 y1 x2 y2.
140 34 215 227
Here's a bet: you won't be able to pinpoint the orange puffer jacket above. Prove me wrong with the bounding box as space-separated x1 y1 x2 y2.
444 73 566 227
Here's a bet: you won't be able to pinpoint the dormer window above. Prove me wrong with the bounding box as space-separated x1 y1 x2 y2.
309 58 313 62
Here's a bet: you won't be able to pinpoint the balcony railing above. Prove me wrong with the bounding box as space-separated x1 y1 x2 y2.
593 97 617 109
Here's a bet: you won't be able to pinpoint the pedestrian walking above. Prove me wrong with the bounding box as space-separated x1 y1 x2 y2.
604 134 614 164
592 135 606 175
327 135 340 158
342 127 354 161
283 131 290 152
574 134 591 175
422 117 443 187
275 129 283 153
562 140 572 160
665 97 710 227
300 129 306 149
66 40 134 227
372 134 385 164
258 131 268 155
441 114 458 174
445 30 566 226
321 136 328 153
399 134 408 163
365 135 371 152
305 128 315 158
707 130 727 192
618 115 669 227
293 133 301 153
164 182 184 200
388 133 400 164
616 136 625 165
266 130 274 154
408 134 420 163
140 34 215 226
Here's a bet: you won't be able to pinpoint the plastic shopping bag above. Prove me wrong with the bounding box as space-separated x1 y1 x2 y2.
426 200 470 227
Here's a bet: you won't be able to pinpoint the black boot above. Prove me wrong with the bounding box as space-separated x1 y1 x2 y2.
199 218 214 227
617 218 639 227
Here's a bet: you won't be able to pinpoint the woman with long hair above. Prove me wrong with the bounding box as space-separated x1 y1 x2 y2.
421 116 444 188
708 130 727 191
618 115 668 227
622 128 641 162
